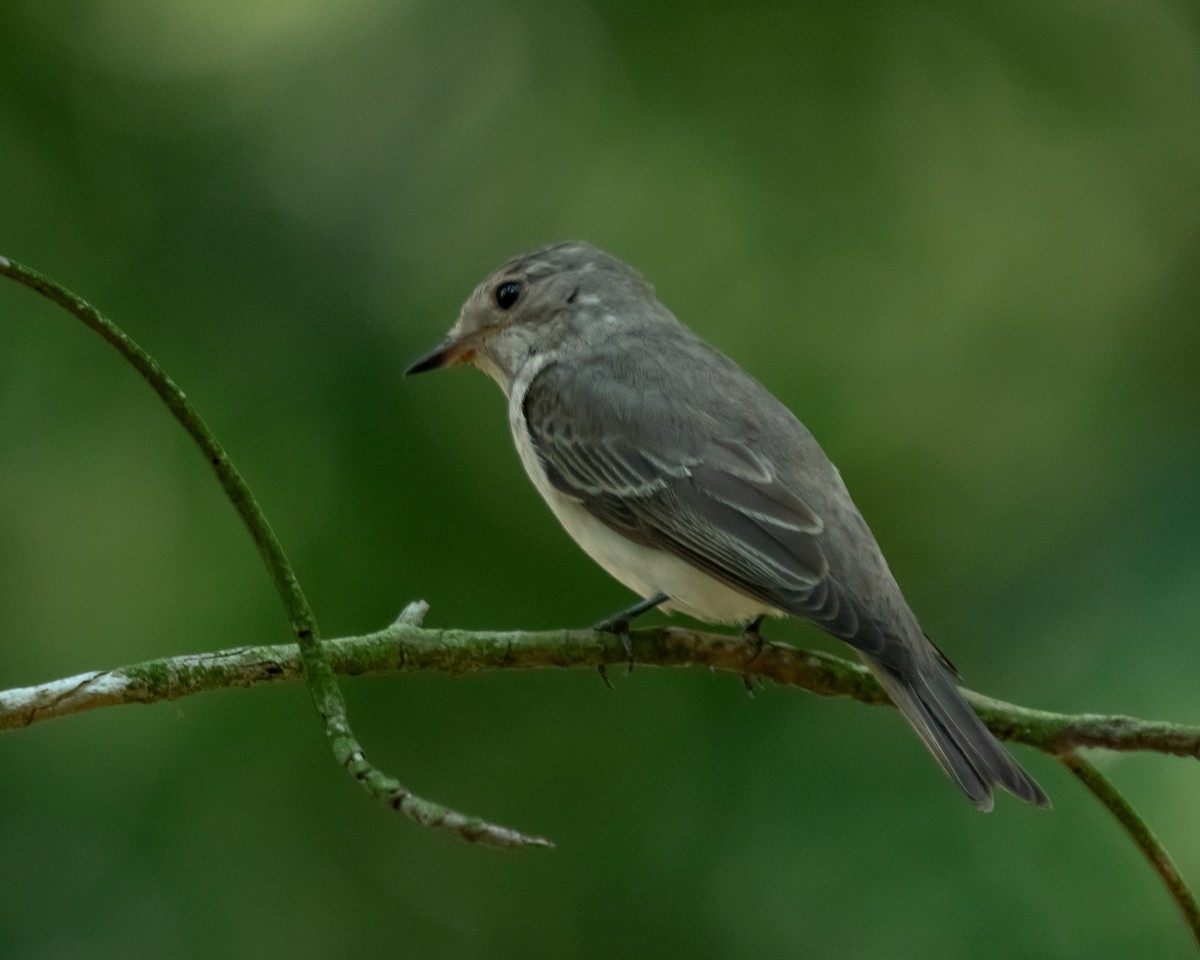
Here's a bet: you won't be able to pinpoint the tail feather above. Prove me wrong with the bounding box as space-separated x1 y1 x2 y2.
865 654 1049 811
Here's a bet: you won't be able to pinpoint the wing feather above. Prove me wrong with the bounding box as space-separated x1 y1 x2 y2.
523 360 845 619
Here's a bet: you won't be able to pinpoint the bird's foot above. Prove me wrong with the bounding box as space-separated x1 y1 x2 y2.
592 592 669 676
742 615 767 662
740 615 767 695
592 613 636 674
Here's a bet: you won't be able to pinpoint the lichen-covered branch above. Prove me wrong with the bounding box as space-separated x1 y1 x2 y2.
3 603 1197 763
2 605 1199 939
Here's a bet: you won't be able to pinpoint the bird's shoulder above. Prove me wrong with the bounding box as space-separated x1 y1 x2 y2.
521 332 828 543
524 327 803 453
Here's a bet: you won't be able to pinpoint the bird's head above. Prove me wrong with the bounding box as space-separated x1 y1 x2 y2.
405 241 657 393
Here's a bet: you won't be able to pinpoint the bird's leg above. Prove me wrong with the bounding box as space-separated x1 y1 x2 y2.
740 615 767 695
593 592 669 675
742 614 766 658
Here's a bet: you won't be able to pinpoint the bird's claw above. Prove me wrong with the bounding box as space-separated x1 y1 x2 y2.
592 593 669 677
592 614 635 674
739 616 768 695
742 615 766 663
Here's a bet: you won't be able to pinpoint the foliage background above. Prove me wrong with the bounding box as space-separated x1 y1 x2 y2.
2 1 1199 956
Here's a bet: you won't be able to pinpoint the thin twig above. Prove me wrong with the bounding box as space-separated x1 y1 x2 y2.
1060 751 1200 950
0 258 548 849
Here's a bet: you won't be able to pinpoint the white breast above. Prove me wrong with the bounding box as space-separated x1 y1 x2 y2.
506 356 779 624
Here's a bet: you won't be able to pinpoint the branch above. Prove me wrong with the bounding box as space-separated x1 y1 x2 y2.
1061 752 1200 949
7 605 1197 942
0 256 547 850
3 607 1197 762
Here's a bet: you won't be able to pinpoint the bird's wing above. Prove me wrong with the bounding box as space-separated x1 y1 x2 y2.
522 355 890 654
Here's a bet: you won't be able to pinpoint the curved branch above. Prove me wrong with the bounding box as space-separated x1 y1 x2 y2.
1061 752 1200 948
0 257 547 850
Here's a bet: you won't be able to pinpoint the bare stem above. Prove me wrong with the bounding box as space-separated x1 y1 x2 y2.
1060 752 1200 950
0 257 548 849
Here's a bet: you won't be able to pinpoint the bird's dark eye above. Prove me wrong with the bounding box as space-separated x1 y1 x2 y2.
494 280 522 310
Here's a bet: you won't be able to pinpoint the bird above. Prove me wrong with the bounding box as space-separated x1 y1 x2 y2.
405 240 1048 811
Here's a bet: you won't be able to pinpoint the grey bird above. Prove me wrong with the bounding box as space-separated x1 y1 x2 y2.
406 241 1048 811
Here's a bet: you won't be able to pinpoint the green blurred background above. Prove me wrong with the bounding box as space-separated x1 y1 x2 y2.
2 1 1199 956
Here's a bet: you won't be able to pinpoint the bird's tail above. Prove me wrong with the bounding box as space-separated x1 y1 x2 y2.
863 652 1049 811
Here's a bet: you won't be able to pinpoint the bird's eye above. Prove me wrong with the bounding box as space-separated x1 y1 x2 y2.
494 280 522 310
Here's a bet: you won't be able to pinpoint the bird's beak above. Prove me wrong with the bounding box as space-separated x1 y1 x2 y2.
404 334 475 375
